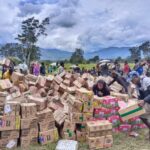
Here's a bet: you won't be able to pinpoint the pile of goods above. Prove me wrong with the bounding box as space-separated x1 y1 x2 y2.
0 71 146 149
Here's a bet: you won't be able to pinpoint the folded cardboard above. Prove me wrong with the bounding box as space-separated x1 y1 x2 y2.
38 121 55 132
0 130 19 139
21 117 37 129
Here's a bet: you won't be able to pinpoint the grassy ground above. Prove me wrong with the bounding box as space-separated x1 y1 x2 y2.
15 129 150 150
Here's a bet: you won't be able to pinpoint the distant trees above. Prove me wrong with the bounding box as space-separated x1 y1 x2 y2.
70 48 85 64
16 17 49 66
129 47 141 60
139 41 150 59
88 55 99 62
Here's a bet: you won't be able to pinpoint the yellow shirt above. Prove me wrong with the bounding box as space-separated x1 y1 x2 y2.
3 70 11 80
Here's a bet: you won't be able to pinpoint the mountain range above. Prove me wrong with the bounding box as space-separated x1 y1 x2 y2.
40 47 131 61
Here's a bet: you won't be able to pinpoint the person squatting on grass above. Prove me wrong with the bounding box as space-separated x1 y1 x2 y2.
129 71 150 140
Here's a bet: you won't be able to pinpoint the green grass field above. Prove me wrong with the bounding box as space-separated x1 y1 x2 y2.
15 129 150 150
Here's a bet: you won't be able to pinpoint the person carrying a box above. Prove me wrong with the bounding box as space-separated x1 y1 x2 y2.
130 71 150 140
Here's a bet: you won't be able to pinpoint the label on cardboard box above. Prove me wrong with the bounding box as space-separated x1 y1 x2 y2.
6 140 16 149
4 104 12 114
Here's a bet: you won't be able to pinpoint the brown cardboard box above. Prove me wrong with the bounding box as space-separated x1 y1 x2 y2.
0 115 20 131
21 103 37 118
0 92 8 104
67 86 76 94
87 136 105 149
25 74 38 83
53 109 67 125
63 79 70 86
76 88 93 102
110 92 129 101
27 95 47 111
76 131 86 142
0 138 18 149
92 95 103 108
87 120 112 132
21 117 38 129
104 135 113 148
38 121 55 132
72 100 83 113
83 101 93 113
63 120 75 132
84 112 93 121
118 101 146 121
4 101 20 116
71 113 86 123
65 73 72 79
0 79 12 90
37 108 54 122
59 83 67 93
87 130 112 137
39 128 59 145
54 76 63 85
21 126 38 137
63 131 76 140
36 76 46 87
73 80 82 88
11 72 24 84
20 136 37 147
0 130 19 139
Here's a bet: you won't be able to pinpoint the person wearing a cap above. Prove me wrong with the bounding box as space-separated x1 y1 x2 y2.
130 71 150 140
108 70 129 93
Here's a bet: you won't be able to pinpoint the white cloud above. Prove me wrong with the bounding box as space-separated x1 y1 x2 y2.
0 0 150 51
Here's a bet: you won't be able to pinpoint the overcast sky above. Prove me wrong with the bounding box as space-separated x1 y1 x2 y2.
0 0 150 52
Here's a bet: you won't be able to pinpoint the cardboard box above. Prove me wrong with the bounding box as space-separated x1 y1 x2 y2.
25 74 38 83
3 101 20 116
37 108 54 122
36 76 46 87
118 101 145 121
67 87 76 94
92 95 103 108
73 80 82 88
76 88 93 101
20 136 37 147
21 117 37 129
0 92 8 105
38 121 55 132
59 83 67 93
21 103 37 118
56 140 78 150
0 130 19 139
71 113 86 123
0 138 18 149
53 109 67 125
54 76 63 85
76 131 86 142
0 79 12 90
0 115 20 131
87 136 105 149
110 92 129 101
39 128 59 145
63 79 70 86
63 131 76 140
104 135 113 148
87 130 112 137
87 120 112 132
83 101 93 113
11 72 24 84
27 95 47 111
21 126 38 137
63 120 75 132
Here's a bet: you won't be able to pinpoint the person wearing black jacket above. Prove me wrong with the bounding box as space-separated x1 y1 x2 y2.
93 80 110 97
108 71 129 93
40 62 46 76
130 72 150 140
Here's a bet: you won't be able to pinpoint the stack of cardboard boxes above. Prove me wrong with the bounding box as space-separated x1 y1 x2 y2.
87 120 113 149
20 103 38 147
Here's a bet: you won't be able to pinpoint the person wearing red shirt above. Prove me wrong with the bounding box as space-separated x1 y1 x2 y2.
123 61 130 76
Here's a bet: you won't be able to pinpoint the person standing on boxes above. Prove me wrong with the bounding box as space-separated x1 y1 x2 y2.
129 71 150 140
93 80 110 97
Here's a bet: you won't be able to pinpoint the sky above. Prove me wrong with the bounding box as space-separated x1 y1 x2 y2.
0 0 150 52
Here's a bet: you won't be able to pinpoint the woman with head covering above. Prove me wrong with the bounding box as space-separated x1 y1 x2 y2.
93 80 110 97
